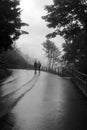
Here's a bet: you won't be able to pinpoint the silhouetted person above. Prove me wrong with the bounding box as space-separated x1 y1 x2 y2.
34 61 37 74
38 61 41 74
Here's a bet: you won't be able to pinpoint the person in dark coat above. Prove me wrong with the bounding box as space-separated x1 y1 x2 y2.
34 61 37 74
38 61 41 74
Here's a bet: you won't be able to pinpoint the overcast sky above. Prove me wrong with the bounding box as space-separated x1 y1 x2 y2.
16 0 65 63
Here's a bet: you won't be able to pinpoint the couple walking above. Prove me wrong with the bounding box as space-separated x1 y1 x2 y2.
34 61 41 74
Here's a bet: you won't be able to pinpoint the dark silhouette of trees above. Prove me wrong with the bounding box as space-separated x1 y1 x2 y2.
42 0 87 74
0 0 28 52
42 39 60 69
0 47 33 69
62 31 87 73
42 0 87 39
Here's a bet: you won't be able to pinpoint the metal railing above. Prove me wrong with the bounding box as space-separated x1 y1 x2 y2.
41 67 60 75
42 66 87 97
71 69 87 97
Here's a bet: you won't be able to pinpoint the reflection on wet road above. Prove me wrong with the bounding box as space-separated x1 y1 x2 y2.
0 70 87 130
0 70 39 118
1 70 34 97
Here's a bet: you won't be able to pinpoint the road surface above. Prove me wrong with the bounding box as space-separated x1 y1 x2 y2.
0 69 87 130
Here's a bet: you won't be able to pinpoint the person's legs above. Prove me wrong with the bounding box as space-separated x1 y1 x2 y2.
39 67 40 74
35 68 37 74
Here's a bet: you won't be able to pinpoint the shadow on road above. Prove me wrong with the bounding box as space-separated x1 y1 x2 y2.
1 74 36 99
0 73 40 119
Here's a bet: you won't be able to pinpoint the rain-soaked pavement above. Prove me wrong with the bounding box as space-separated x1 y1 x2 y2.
0 69 87 130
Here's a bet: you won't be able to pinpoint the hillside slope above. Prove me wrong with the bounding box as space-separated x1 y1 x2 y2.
0 48 33 69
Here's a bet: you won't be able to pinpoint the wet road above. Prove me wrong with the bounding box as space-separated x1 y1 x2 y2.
0 69 87 130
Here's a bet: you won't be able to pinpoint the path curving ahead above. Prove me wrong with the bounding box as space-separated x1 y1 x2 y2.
0 70 87 130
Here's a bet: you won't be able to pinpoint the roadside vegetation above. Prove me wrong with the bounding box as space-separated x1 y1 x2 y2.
0 47 33 80
42 39 60 70
42 0 87 74
0 0 29 80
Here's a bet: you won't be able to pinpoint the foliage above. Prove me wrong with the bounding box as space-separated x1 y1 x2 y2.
62 31 87 73
42 0 87 74
0 68 11 80
0 0 28 52
42 0 87 40
0 48 32 69
42 39 60 69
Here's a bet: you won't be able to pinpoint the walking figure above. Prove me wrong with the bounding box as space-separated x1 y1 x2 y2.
34 61 37 74
38 61 41 74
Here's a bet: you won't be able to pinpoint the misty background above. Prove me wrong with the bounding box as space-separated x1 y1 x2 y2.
16 0 64 64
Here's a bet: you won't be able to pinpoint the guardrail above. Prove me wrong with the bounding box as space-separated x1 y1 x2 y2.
41 67 60 75
71 69 87 97
42 67 87 97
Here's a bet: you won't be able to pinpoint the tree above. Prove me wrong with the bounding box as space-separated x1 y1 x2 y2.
42 0 87 73
62 31 87 73
42 0 87 40
42 39 60 69
0 0 28 52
